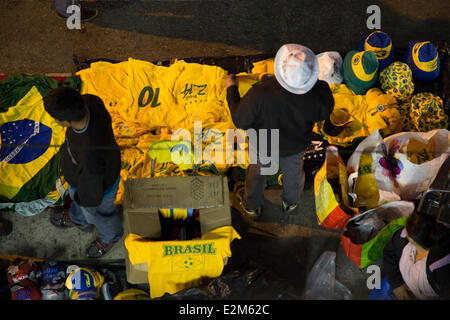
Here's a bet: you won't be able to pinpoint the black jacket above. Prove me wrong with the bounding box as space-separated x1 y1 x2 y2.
226 78 334 157
382 228 450 299
61 94 121 207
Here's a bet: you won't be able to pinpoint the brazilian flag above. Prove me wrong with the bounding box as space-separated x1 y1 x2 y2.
0 75 80 216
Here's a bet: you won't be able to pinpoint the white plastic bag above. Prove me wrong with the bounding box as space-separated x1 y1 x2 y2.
347 129 450 208
302 251 352 300
384 129 450 200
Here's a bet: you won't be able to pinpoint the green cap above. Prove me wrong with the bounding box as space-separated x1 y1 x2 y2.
342 50 379 95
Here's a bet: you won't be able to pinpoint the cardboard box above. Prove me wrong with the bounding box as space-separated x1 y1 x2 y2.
123 175 231 284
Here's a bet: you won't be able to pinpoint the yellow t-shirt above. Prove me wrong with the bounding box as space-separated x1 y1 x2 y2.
170 60 229 128
125 226 241 298
251 58 275 75
77 60 130 112
125 58 189 130
77 61 150 139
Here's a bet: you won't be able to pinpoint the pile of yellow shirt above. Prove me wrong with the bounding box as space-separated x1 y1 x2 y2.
125 226 241 298
78 58 284 204
314 84 404 147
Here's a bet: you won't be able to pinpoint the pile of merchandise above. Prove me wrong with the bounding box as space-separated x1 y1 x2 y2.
0 256 150 300
308 32 449 269
0 30 449 298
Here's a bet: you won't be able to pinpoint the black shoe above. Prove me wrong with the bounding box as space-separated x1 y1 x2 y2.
86 238 119 258
56 6 98 22
80 6 98 22
50 210 94 232
240 202 262 219
282 201 299 214
0 217 12 236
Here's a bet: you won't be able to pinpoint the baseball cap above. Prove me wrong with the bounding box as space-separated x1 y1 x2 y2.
379 62 415 102
41 289 67 300
11 286 42 300
113 288 151 300
41 261 67 290
404 41 440 82
342 50 379 95
65 267 104 300
358 31 395 70
7 259 42 289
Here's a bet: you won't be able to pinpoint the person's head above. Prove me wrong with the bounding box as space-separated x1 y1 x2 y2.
274 44 319 95
405 211 450 250
43 87 86 127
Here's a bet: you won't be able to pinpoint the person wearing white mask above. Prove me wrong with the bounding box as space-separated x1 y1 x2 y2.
225 44 341 219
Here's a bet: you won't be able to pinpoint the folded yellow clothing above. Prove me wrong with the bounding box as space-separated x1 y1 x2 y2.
125 226 241 298
314 84 403 147
251 58 274 75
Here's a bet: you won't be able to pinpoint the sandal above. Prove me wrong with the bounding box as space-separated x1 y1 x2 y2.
86 238 119 258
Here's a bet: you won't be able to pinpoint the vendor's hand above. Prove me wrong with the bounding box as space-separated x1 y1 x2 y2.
393 284 412 300
225 74 238 89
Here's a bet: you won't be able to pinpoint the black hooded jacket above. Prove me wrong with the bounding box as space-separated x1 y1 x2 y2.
61 94 121 207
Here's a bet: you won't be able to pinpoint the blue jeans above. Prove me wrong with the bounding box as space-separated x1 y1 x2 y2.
68 178 123 243
244 152 305 210
54 0 81 17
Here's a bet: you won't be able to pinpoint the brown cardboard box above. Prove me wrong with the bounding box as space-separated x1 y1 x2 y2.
123 175 231 284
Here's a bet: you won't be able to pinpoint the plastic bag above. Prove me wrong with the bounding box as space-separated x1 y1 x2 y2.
343 201 415 244
368 277 397 300
302 251 352 300
314 146 358 229
201 264 301 300
344 213 386 245
347 129 450 209
342 216 411 268
384 129 450 200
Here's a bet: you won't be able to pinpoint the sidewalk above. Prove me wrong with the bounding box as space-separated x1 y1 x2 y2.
0 188 377 299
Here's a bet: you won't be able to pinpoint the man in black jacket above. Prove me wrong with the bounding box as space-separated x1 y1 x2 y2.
225 44 338 218
44 87 122 258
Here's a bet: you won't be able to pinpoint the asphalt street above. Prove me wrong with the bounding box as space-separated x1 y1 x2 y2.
0 0 449 73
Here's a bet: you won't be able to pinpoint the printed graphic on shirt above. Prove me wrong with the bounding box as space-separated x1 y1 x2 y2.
137 86 161 108
162 242 217 272
180 83 207 101
173 255 204 272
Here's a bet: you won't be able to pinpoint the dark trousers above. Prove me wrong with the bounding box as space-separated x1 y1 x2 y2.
68 183 123 243
243 152 305 210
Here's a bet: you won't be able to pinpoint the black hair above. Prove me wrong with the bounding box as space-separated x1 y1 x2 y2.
406 211 450 250
43 87 86 122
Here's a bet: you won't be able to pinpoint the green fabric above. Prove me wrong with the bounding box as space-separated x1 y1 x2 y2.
360 216 408 268
63 75 82 90
0 151 62 203
0 74 81 113
342 51 378 95
0 74 78 210
361 51 379 74
196 160 219 175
